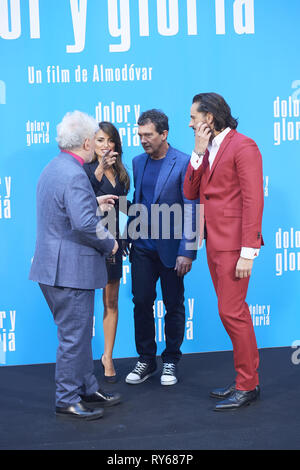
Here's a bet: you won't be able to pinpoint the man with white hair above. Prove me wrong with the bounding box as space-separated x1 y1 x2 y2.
29 111 121 420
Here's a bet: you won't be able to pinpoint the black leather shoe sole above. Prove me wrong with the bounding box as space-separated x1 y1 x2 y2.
55 408 104 420
214 397 258 412
214 390 260 412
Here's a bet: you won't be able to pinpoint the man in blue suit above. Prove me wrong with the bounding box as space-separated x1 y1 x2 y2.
29 111 121 420
125 109 198 386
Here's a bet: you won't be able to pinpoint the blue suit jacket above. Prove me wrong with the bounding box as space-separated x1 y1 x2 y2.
130 145 198 267
29 152 115 289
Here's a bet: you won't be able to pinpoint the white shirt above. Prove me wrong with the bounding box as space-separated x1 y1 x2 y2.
190 127 259 260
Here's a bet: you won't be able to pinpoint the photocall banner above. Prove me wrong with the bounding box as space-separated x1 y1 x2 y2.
0 0 299 366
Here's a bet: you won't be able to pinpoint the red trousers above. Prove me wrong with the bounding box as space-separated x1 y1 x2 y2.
206 244 259 390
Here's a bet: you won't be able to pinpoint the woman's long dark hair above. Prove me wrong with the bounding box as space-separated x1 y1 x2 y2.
93 121 130 193
193 93 238 131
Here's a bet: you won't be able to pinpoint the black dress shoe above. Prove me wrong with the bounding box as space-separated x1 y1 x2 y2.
214 386 260 412
80 388 121 407
55 401 104 420
210 382 236 399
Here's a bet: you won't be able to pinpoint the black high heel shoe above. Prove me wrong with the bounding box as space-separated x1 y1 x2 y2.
100 355 118 384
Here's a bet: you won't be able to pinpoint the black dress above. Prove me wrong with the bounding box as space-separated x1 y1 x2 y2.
84 161 128 281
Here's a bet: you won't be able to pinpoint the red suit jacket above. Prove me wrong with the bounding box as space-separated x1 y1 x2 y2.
183 129 264 251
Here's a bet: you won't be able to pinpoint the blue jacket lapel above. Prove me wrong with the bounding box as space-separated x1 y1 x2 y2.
135 155 148 203
153 146 176 203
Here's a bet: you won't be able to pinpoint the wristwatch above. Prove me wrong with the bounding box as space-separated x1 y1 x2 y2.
195 151 205 157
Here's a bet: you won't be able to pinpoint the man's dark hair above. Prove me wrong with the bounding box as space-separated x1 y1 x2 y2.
192 93 238 131
137 109 169 134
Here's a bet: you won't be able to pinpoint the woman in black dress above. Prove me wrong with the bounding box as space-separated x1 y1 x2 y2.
84 122 130 382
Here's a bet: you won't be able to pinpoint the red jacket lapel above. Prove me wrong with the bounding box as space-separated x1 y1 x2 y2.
206 129 236 185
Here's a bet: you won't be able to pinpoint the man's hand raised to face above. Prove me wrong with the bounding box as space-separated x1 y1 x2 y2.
194 122 212 155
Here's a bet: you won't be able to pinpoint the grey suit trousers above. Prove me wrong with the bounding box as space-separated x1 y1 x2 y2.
39 283 99 407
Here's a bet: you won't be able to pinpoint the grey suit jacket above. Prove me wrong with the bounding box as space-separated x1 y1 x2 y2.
29 152 115 289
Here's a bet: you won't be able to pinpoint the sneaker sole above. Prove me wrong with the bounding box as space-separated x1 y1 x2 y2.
160 378 178 386
125 370 157 384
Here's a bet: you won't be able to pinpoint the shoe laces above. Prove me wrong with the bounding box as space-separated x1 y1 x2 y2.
162 363 176 376
132 361 148 374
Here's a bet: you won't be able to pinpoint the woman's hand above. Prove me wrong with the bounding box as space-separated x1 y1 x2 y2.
94 150 118 182
101 150 118 171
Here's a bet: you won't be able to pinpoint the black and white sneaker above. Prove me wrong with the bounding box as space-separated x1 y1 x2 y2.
125 361 157 384
160 363 177 386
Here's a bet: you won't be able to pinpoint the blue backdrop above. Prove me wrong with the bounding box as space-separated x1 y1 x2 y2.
1 0 299 366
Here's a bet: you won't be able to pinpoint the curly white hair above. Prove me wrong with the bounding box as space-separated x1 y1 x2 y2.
56 110 98 150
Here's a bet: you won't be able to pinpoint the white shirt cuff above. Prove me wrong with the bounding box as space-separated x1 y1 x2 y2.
190 151 204 170
241 247 260 259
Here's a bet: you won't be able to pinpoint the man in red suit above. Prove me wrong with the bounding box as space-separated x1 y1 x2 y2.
183 93 264 411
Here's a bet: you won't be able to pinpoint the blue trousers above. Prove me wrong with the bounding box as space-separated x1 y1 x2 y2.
130 246 185 365
39 284 99 407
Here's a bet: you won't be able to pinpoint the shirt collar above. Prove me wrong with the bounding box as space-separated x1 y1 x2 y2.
209 127 231 150
63 150 85 166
